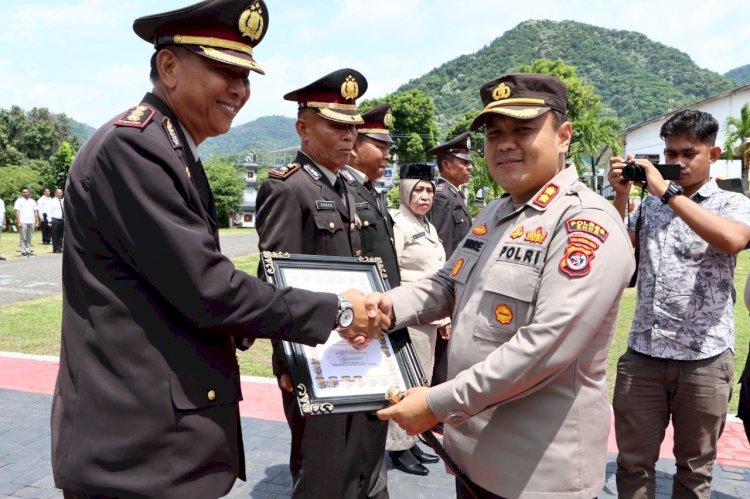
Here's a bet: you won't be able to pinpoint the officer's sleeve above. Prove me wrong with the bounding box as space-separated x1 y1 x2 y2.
89 134 335 346
255 178 306 377
426 207 635 420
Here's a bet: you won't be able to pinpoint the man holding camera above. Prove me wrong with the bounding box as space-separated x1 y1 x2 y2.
609 109 750 498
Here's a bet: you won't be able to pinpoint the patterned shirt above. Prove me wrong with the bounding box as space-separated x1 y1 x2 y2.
628 180 750 360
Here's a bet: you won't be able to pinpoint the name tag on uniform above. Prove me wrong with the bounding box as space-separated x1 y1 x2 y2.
356 202 369 210
316 200 336 210
412 232 426 240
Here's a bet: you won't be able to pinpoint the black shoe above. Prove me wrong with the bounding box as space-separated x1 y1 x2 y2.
0 256 6 260
53 250 62 253
411 444 439 464
389 449 429 476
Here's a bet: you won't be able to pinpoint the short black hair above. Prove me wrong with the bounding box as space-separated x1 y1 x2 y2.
660 109 719 145
149 50 159 82
20 186 29 192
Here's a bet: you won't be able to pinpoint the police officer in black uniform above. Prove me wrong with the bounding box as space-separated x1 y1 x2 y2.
342 103 400 287
256 68 387 498
426 132 474 387
427 132 474 258
51 2 383 498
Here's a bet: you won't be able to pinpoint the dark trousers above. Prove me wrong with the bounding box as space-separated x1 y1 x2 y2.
41 214 50 243
51 218 64 252
282 388 388 499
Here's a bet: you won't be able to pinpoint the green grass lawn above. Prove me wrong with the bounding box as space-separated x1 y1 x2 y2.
0 228 56 260
1 250 748 412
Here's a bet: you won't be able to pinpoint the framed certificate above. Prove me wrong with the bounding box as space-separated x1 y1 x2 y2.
261 252 426 415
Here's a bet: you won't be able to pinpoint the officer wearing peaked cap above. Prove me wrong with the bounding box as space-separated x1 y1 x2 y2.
426 131 473 387
256 69 389 498
427 132 474 259
52 3 385 497
371 73 633 498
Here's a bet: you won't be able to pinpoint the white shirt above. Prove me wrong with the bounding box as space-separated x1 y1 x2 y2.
0 199 5 226
14 197 38 224
48 197 64 220
37 195 51 216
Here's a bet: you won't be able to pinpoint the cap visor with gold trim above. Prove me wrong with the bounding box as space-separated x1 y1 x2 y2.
357 103 393 144
470 73 568 130
285 68 368 125
429 131 472 161
133 0 268 74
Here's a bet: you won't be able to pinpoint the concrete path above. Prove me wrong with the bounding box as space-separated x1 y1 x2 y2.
0 231 259 306
1 353 749 498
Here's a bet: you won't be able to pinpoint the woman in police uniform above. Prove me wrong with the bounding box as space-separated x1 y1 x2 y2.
386 166 449 475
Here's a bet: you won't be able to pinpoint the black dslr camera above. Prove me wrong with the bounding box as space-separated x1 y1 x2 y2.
621 161 681 182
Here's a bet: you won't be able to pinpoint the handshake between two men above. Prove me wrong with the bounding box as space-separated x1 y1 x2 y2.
338 291 439 435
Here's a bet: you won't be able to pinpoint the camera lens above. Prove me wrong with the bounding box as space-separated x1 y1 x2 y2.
621 163 645 182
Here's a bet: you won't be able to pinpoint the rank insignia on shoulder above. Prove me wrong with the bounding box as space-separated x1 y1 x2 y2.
302 164 322 181
533 183 560 208
565 219 609 241
436 183 446 192
269 163 300 179
162 117 181 149
114 105 155 129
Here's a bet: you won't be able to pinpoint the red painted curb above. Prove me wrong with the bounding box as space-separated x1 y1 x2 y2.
2 354 748 466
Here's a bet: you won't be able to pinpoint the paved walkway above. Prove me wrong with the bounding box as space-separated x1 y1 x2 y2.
1 352 749 498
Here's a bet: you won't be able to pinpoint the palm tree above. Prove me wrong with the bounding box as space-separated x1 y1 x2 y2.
568 103 623 193
723 103 750 190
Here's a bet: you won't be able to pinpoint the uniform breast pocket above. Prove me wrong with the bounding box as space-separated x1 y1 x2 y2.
472 262 539 344
313 211 344 235
452 207 467 225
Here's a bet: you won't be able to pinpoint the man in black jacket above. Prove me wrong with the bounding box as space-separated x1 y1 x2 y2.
256 68 389 498
52 3 383 498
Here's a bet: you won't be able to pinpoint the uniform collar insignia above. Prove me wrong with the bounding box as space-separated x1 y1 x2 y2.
162 117 182 149
303 163 322 181
339 169 355 184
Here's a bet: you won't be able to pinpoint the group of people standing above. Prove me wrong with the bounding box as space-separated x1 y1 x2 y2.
0 186 64 260
48 0 750 498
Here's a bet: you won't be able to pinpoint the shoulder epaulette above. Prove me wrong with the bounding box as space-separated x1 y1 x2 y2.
114 105 156 129
436 183 447 192
268 163 301 179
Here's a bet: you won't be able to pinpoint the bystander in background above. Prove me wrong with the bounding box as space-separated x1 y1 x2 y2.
13 187 39 257
609 109 750 498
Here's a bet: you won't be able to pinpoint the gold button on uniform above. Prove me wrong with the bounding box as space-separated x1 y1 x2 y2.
329 222 335 230
207 390 216 401
363 221 370 227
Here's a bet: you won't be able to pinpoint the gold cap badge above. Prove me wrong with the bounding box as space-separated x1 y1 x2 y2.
492 83 511 101
341 75 360 101
238 3 265 41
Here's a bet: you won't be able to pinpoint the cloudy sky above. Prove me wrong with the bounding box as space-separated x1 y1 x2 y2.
1 0 748 128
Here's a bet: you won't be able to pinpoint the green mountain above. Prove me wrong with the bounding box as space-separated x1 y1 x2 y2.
397 19 737 131
67 117 96 143
726 64 750 86
200 115 297 158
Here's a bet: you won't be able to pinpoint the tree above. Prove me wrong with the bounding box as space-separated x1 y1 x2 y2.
47 141 77 190
203 156 245 227
360 89 440 164
724 103 750 189
0 166 43 225
568 103 623 190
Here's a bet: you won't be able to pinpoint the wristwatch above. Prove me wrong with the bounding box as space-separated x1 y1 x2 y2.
335 294 354 331
661 182 684 204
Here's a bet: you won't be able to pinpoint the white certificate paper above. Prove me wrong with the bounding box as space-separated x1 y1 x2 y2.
282 266 407 398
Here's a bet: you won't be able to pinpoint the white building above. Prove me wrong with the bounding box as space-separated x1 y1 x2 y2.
623 83 750 180
235 152 259 228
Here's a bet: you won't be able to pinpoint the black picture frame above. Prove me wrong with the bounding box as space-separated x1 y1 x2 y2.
261 251 426 416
